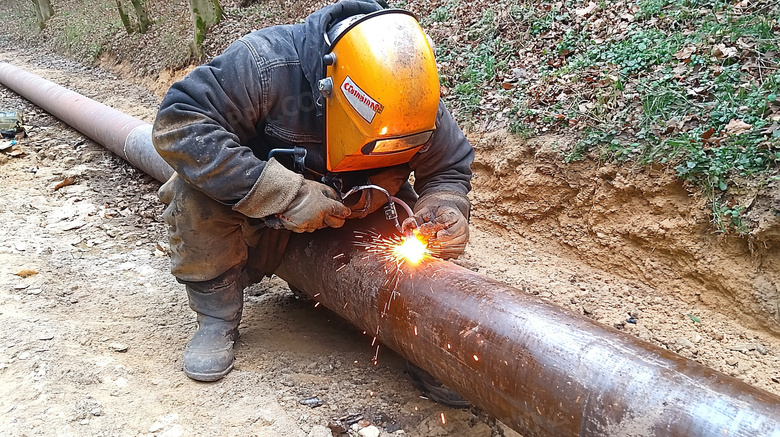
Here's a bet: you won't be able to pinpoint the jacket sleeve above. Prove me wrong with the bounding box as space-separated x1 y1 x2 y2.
409 102 474 199
152 39 267 204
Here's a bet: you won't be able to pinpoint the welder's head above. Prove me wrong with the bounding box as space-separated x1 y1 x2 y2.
319 10 439 172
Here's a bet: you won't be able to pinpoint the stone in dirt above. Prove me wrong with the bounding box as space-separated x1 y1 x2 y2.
109 343 128 352
728 343 765 354
148 413 179 433
158 424 184 437
358 425 381 437
676 338 695 350
307 425 332 437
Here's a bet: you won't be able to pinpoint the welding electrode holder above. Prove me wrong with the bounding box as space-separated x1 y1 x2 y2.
268 147 308 174
340 184 416 233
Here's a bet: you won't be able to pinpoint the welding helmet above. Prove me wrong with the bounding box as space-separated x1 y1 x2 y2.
318 10 439 172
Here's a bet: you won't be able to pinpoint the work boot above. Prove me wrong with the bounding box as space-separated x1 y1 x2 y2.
406 361 471 408
183 271 244 382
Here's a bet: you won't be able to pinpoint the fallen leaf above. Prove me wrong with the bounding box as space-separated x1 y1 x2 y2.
701 128 715 140
54 176 77 191
686 86 708 97
674 46 696 61
666 117 684 133
725 119 752 135
712 43 738 59
762 123 778 135
576 1 597 16
511 67 528 80
16 269 38 278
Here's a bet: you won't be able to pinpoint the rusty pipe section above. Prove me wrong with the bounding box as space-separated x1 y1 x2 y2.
276 223 780 437
3 61 780 436
0 62 173 183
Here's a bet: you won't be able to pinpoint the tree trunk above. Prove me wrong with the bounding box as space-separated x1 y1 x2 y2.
38 0 53 21
189 0 223 58
129 0 150 34
211 0 223 22
115 0 135 34
30 0 54 30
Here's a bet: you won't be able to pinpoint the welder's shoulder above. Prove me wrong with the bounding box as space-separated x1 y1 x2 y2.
235 25 301 70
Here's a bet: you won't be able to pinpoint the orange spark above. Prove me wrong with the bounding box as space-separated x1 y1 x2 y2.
392 232 428 264
440 412 447 425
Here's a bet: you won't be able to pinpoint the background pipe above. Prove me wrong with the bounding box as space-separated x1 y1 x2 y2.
0 62 172 183
2 62 780 436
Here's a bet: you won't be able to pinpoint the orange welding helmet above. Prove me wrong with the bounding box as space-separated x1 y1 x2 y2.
318 10 439 173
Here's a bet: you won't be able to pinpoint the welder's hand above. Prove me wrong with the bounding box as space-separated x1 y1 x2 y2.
266 180 351 233
406 191 471 259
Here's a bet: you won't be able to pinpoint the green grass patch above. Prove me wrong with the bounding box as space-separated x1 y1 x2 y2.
544 0 780 232
433 7 516 121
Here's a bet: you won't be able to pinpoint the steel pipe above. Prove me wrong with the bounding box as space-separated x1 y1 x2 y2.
276 226 780 436
0 62 172 183
3 62 780 436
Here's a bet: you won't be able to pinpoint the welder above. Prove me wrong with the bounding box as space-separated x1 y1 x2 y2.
152 0 473 407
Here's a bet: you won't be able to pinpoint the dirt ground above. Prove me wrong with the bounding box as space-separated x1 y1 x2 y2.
1 44 780 437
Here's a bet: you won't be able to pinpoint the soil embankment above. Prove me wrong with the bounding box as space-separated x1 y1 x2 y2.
471 131 780 335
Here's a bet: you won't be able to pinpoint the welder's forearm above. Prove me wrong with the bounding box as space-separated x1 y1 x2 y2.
152 41 268 204
152 109 265 204
410 103 474 199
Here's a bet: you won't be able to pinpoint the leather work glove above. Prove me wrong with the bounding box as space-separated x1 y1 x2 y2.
233 158 350 233
403 191 471 259
265 180 351 233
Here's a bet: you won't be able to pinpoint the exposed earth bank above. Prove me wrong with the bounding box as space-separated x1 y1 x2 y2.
471 131 780 335
1 42 780 437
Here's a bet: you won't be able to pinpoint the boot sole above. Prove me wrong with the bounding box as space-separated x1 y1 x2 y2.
184 362 234 382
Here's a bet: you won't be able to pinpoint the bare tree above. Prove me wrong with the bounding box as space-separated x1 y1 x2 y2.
115 0 151 34
130 0 151 33
189 0 223 58
30 0 54 30
116 0 135 34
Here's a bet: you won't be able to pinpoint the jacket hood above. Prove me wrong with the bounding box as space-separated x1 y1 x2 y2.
293 0 384 116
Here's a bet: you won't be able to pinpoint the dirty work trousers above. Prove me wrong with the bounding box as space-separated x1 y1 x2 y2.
158 173 292 286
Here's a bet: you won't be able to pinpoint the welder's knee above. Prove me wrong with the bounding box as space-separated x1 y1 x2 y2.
158 173 250 283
